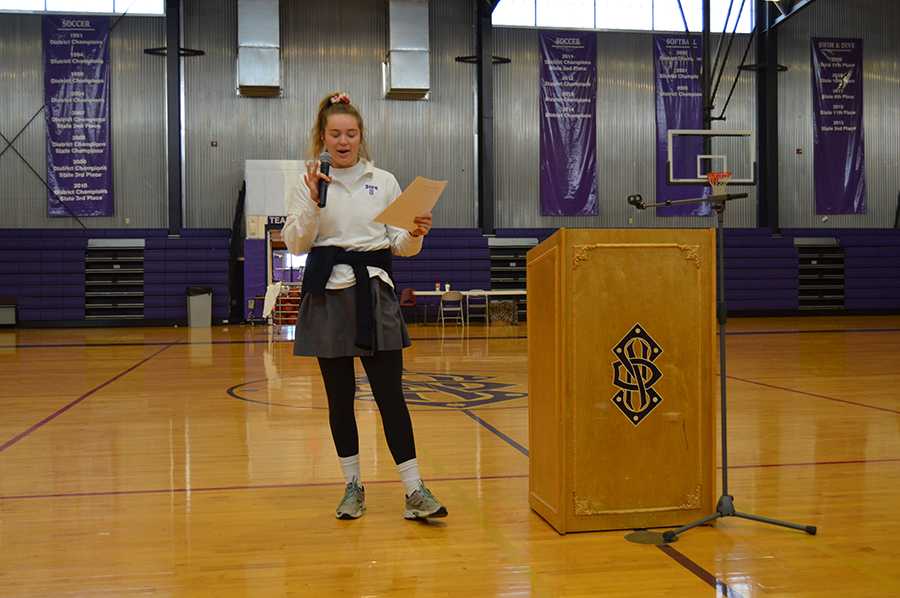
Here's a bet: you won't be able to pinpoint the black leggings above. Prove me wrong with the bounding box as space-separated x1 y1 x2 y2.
317 350 416 465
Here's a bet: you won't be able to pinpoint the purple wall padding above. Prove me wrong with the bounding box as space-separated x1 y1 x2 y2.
243 239 267 320
722 229 799 311
391 230 490 301
144 233 231 321
0 233 86 321
0 229 230 323
2 226 897 321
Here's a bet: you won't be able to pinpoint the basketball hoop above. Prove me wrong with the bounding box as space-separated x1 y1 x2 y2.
707 171 732 196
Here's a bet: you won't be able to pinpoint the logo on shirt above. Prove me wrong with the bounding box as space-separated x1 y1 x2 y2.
363 184 379 196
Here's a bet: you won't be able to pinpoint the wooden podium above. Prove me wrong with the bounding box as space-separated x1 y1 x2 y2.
526 228 717 533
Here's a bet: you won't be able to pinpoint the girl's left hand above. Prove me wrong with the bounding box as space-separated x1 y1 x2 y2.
410 212 432 237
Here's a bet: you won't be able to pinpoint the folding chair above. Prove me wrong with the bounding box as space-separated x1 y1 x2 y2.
465 289 489 325
439 290 465 326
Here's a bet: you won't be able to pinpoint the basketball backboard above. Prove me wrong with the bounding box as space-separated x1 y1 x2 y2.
667 129 756 185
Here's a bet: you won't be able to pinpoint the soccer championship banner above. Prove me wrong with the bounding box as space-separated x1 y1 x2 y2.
539 31 598 217
812 38 866 215
653 34 708 217
44 15 113 217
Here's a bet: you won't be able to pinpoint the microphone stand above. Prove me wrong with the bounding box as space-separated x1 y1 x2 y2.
627 190 817 543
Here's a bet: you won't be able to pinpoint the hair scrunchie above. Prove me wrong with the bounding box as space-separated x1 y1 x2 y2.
329 92 351 105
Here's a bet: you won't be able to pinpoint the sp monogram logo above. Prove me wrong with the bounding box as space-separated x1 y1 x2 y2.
611 324 664 426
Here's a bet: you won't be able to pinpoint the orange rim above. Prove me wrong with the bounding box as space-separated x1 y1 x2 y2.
707 171 732 186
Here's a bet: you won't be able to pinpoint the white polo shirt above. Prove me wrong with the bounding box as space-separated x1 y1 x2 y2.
282 160 423 290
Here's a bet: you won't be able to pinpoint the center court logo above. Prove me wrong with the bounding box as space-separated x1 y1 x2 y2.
356 371 526 409
227 371 526 410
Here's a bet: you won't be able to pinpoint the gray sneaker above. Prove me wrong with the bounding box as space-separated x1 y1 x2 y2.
336 481 365 519
403 482 448 519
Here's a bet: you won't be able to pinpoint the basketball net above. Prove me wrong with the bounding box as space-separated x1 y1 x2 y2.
707 171 732 196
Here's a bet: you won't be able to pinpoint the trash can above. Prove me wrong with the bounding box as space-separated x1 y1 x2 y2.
187 286 213 327
489 299 517 325
0 297 15 326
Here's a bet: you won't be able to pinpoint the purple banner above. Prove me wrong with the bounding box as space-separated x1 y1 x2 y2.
654 35 708 217
539 31 597 216
812 38 866 215
44 15 113 217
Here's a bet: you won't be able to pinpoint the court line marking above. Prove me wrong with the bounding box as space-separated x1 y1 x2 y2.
460 409 529 457
0 345 172 454
458 406 900 471
728 457 900 469
6 324 900 349
205 376 900 469
458 398 751 598
411 335 528 341
0 473 528 502
2 335 528 349
728 375 900 415
6 458 897 499
657 544 742 598
728 327 900 337
7 339 273 349
465 398 742 598
225 380 525 412
455 408 900 472
1 327 889 593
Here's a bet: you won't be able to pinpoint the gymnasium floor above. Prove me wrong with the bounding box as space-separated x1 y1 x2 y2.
1 315 898 596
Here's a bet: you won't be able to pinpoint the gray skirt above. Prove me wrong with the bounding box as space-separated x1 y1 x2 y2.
293 278 411 358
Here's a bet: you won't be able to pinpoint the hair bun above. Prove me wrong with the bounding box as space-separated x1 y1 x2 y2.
329 93 351 105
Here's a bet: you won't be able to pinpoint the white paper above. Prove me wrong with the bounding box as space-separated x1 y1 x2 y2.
262 282 283 318
374 176 447 231
246 215 266 239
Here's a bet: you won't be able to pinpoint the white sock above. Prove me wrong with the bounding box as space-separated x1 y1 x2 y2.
397 458 422 496
339 454 361 485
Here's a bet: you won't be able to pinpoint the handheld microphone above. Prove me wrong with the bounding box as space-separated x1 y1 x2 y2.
317 151 332 208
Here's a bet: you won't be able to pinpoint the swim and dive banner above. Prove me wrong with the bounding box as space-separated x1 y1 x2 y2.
654 34 708 217
812 38 866 215
44 15 113 217
539 30 598 217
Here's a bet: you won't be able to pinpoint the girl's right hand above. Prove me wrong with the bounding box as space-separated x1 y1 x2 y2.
303 160 332 206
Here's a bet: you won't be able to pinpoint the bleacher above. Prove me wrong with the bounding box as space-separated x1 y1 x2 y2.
391 228 491 291
0 229 230 324
1 226 897 324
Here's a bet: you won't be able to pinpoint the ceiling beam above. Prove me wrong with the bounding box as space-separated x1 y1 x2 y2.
768 0 819 30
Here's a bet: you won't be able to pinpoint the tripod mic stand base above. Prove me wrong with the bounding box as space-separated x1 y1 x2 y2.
661 495 817 543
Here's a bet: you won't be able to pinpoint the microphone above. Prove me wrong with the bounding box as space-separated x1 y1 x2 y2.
317 151 332 208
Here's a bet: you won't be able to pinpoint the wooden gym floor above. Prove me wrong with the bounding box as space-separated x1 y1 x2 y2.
1 315 899 596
